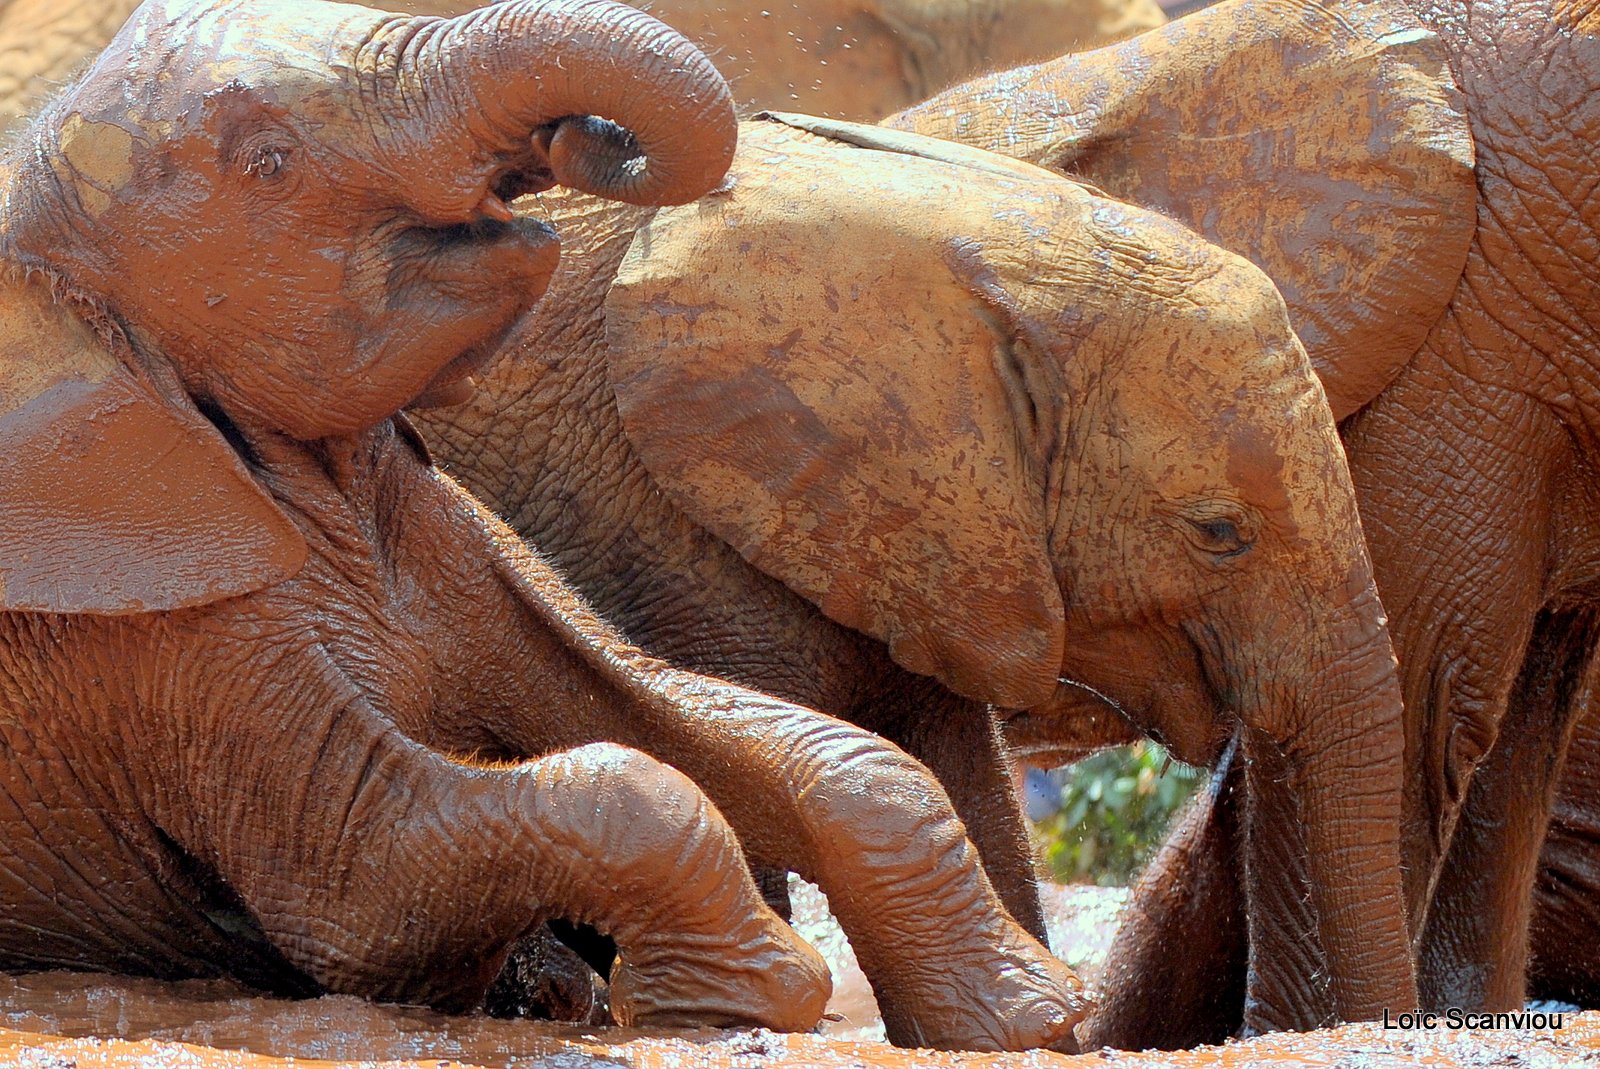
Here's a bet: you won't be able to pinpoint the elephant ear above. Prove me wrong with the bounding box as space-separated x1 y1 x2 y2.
756 111 1097 187
605 121 1065 709
889 0 1476 420
0 276 306 614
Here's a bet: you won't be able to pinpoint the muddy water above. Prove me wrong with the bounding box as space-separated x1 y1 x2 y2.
0 884 1590 1068
0 970 1593 1069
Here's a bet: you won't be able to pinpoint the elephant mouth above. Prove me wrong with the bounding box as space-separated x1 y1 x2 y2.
407 342 500 409
398 213 559 410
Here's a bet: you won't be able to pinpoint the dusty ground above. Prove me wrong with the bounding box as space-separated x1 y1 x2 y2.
0 885 1592 1068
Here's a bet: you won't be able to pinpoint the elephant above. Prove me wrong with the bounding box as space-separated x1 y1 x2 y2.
891 0 1600 1040
0 0 1094 1051
411 110 1424 1042
1529 704 1600 1008
0 0 1165 130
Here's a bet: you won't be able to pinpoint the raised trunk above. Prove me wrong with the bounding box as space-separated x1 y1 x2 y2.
384 0 735 213
1239 588 1416 1030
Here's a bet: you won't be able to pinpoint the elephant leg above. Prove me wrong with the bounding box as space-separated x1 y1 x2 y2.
1419 606 1600 1009
1530 698 1600 1006
584 686 1083 1050
858 668 1048 940
1082 745 1248 1050
1340 346 1560 934
462 541 1087 1050
188 671 828 1030
411 474 1086 1050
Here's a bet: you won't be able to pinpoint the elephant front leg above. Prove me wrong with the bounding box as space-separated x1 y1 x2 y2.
408 473 1084 1050
187 686 828 1030
1419 606 1600 1009
855 669 1048 940
611 678 1089 1051
1341 351 1560 938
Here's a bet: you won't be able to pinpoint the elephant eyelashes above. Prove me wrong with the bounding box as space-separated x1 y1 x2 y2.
1181 510 1256 560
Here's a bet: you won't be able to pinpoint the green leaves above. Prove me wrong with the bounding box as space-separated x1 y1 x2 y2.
1031 742 1201 886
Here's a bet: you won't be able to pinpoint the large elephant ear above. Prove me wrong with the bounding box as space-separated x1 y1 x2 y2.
605 120 1066 709
0 276 306 614
889 0 1476 420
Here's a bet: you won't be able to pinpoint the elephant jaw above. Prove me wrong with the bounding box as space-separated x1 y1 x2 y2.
398 212 559 415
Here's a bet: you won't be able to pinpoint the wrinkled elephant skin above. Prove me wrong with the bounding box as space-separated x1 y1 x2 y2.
0 0 1113 1049
892 0 1600 1040
414 114 1416 1045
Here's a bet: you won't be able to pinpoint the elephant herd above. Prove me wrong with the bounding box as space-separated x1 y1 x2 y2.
0 0 1598 1056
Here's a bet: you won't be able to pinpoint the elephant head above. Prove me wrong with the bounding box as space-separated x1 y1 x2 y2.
601 116 1417 1031
891 0 1495 1032
0 0 859 1032
0 0 735 613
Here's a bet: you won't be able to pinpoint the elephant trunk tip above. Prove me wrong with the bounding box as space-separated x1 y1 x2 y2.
420 0 739 210
541 114 728 207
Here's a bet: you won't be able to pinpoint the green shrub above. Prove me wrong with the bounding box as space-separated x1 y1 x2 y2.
1030 741 1202 886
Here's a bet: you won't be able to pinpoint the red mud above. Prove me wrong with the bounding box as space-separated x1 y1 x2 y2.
0 970 1592 1069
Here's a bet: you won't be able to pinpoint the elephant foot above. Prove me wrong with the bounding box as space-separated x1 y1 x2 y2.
608 919 832 1033
880 923 1090 1051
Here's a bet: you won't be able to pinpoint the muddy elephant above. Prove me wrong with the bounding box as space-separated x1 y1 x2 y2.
892 0 1600 1039
0 0 1164 130
0 0 1094 1050
1529 701 1600 1008
412 113 1420 1039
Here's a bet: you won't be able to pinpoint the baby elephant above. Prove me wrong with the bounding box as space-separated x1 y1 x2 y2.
0 0 1084 1050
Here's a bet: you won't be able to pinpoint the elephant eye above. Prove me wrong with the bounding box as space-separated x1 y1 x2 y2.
1179 505 1257 561
243 145 286 180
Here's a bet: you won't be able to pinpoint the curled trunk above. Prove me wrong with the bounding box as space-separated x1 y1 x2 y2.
382 0 736 213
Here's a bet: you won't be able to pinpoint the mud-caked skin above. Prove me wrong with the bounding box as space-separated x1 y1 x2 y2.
0 0 1166 131
0 415 829 1026
1531 706 1600 1007
893 0 1600 1041
414 115 1418 1047
0 0 1120 1042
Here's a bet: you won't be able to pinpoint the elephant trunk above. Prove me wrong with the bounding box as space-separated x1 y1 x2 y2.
1235 581 1417 1029
386 0 735 213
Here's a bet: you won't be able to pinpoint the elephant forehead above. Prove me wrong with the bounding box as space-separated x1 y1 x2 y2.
76 0 367 122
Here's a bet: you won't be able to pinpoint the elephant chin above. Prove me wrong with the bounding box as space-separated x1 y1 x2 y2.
406 341 502 410
408 376 478 410
1002 684 1142 767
